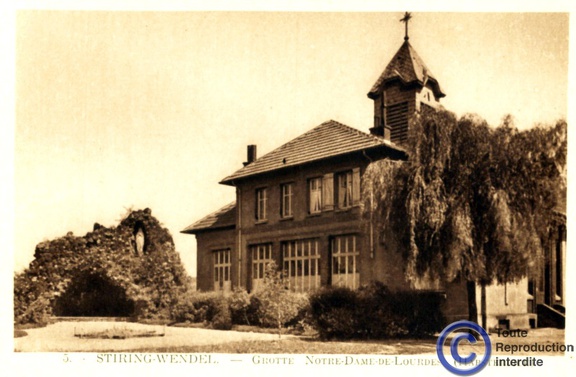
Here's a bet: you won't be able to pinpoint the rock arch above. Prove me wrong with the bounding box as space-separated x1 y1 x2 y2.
14 208 192 324
53 270 135 317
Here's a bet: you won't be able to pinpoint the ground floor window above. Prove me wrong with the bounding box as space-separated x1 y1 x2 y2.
331 234 360 289
213 249 231 293
250 243 273 291
282 238 321 292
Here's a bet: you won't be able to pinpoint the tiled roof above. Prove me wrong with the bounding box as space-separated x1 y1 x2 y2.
368 41 445 99
220 120 404 185
181 201 236 234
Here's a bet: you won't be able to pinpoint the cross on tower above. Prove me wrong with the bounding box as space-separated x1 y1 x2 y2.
400 12 412 41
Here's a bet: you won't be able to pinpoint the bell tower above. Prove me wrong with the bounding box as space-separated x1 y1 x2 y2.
368 13 446 144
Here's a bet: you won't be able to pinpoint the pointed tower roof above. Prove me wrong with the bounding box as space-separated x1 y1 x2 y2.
368 40 445 99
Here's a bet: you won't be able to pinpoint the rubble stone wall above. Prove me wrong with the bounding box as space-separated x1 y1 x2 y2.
14 208 192 324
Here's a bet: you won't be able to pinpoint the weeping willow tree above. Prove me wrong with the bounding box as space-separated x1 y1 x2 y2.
363 108 566 326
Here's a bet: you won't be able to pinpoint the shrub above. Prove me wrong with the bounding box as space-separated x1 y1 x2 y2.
15 297 52 326
171 270 315 333
254 290 308 329
170 291 232 329
211 297 232 330
386 289 446 337
170 291 197 323
283 293 311 328
308 286 361 339
247 295 263 325
309 282 446 340
251 262 310 337
228 287 259 325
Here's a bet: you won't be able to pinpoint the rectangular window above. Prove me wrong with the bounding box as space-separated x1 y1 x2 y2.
256 188 267 221
250 243 273 292
282 239 321 292
281 183 293 218
331 234 360 289
213 249 231 293
337 171 353 209
309 177 322 214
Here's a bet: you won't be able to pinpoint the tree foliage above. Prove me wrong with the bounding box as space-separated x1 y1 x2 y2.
254 261 307 338
363 109 566 288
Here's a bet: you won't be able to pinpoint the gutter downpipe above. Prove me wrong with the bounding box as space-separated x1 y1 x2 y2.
232 180 242 289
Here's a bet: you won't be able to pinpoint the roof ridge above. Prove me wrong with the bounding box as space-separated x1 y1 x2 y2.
248 119 343 157
329 119 397 145
220 119 404 184
258 119 381 155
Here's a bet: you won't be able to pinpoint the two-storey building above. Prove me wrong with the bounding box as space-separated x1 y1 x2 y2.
182 35 565 329
183 37 444 293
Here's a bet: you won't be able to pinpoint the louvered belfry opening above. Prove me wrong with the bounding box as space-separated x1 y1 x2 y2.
386 101 409 144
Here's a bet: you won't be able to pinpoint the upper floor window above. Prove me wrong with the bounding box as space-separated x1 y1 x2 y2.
309 178 322 214
256 188 267 221
307 170 358 215
336 168 361 210
337 171 353 209
281 183 293 218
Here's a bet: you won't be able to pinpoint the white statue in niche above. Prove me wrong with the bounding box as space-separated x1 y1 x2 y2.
135 228 145 256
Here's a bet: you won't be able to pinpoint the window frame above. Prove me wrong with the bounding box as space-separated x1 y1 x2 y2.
213 248 232 293
255 187 268 222
250 243 274 292
282 238 321 292
337 170 353 209
308 177 323 214
330 234 360 289
280 183 294 218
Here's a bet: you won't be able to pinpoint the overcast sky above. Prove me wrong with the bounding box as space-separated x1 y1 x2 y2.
9 9 570 277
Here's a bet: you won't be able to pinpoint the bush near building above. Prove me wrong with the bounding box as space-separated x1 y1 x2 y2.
170 266 309 334
309 282 446 340
170 291 233 330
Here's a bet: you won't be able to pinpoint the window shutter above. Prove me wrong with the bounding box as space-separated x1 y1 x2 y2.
322 173 334 211
352 168 361 206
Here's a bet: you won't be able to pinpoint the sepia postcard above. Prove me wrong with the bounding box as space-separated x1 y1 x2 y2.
2 1 575 376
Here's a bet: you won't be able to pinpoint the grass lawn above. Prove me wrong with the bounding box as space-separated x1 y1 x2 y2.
14 330 28 338
131 337 437 354
75 327 165 339
15 320 565 355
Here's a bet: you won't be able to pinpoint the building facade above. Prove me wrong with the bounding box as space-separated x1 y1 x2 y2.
182 36 565 329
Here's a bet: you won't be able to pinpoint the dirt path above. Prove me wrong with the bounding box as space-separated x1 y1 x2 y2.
14 321 290 352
